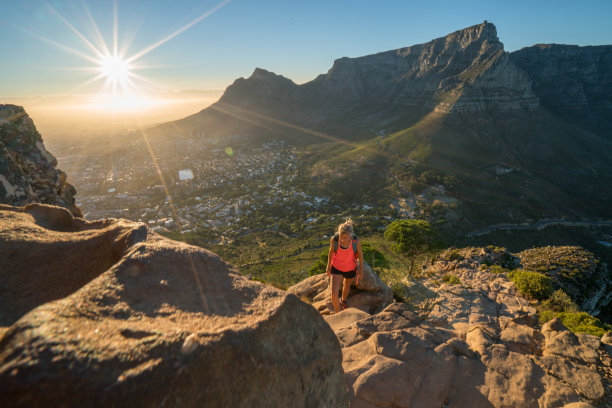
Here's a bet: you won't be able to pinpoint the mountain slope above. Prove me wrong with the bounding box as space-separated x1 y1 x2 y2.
149 21 612 232
511 44 612 140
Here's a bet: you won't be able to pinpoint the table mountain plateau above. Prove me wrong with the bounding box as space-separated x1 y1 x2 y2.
150 21 612 231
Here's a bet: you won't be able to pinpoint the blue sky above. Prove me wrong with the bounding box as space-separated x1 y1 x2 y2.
1 0 611 97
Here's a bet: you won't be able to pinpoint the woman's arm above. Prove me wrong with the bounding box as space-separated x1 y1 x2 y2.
326 237 334 275
357 240 364 278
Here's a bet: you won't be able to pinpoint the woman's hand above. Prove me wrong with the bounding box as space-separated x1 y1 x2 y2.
326 267 331 276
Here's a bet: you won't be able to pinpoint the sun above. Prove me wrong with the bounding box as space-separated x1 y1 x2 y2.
98 53 131 89
28 0 231 99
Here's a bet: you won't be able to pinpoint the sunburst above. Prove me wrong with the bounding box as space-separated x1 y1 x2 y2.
98 53 132 90
18 0 230 98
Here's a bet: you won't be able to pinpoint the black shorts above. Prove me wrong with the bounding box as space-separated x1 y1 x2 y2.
331 265 356 279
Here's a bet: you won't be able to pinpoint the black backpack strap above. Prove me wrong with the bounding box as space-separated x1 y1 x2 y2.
333 233 339 253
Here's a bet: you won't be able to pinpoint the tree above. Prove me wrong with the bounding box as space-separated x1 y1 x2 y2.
384 219 439 274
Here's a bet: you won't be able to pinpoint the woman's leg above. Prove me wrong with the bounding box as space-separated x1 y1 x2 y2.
330 274 343 313
341 277 354 306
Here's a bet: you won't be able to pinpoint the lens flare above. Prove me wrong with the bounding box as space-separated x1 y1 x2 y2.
99 53 131 87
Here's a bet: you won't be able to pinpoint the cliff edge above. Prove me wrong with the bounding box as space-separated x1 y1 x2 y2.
0 104 81 217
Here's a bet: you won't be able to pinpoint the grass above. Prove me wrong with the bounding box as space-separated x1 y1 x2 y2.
441 273 462 285
539 310 611 337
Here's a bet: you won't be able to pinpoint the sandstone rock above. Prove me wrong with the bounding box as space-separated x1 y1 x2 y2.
538 355 604 400
316 248 612 407
0 105 80 216
0 204 347 407
542 318 600 365
287 262 393 315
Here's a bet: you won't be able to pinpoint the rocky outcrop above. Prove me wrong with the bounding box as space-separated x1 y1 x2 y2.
0 203 348 407
309 21 539 113
518 246 612 317
311 247 611 407
0 105 81 216
287 262 393 315
511 44 612 138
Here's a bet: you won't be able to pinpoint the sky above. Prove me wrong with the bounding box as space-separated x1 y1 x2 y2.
0 0 611 137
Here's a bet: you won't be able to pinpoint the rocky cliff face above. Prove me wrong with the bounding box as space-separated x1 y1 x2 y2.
511 44 612 139
0 105 81 217
306 21 539 113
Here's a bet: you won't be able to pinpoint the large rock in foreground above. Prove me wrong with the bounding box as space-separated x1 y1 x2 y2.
0 204 347 407
287 262 393 315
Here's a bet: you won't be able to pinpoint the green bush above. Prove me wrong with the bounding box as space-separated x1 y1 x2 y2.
542 289 579 313
391 282 409 302
447 250 464 262
539 311 612 337
442 273 462 285
489 265 508 274
308 250 328 276
361 242 389 272
510 269 552 300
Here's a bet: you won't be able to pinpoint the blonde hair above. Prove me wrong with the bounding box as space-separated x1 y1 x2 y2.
337 217 354 236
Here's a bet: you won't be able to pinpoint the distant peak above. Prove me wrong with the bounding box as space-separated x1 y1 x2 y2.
249 68 280 80
447 21 499 46
245 68 296 86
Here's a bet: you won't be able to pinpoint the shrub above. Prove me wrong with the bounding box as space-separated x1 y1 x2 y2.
497 252 519 269
384 219 441 274
542 289 579 313
539 311 612 337
489 265 508 274
361 242 389 272
442 273 462 285
510 269 552 300
447 250 464 262
391 282 409 303
308 250 328 276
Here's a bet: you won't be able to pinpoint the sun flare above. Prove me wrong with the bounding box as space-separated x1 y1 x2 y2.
98 54 131 89
21 0 230 111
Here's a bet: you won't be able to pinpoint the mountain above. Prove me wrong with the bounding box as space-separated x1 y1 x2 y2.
151 21 612 232
0 104 81 216
165 22 540 139
511 43 612 140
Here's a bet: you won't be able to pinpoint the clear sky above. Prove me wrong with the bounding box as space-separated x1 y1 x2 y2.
1 0 611 98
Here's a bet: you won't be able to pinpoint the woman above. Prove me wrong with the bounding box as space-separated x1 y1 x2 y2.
326 218 364 313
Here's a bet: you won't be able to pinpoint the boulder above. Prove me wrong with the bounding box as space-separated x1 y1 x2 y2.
287 262 393 315
0 204 348 407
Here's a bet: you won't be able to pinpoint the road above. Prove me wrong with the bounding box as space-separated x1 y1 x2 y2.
467 219 612 236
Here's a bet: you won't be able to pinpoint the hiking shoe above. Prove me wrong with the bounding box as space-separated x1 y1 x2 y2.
341 300 348 310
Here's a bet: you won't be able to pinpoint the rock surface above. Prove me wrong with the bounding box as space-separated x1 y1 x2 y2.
511 44 612 139
0 203 348 407
314 247 611 407
0 105 81 216
287 262 393 315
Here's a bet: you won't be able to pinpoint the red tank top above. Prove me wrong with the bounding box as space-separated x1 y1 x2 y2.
332 241 357 272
